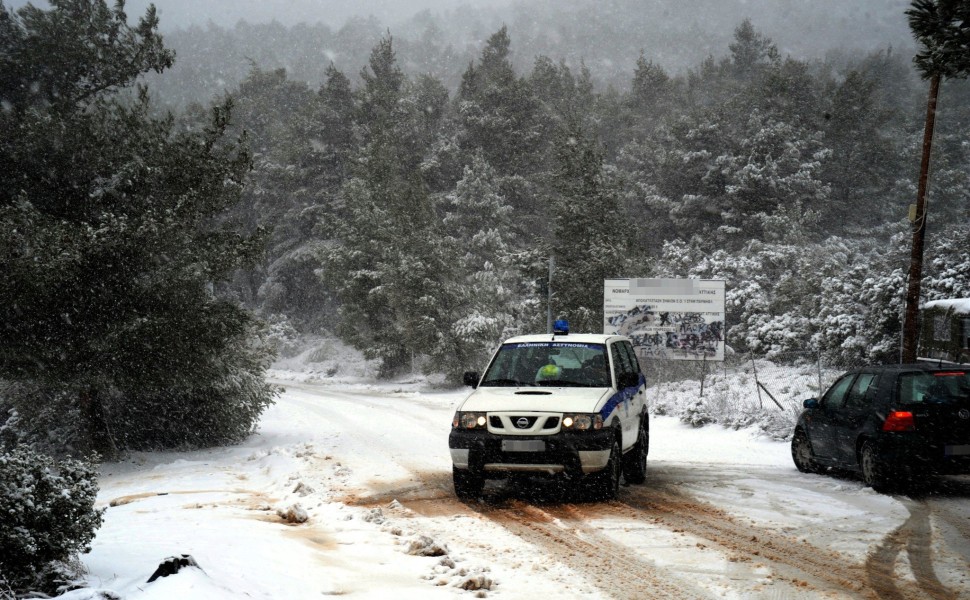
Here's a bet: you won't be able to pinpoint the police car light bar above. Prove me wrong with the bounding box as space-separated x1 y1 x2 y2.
553 319 569 335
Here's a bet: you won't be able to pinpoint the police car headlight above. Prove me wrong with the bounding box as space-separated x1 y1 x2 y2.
562 414 603 431
454 412 487 429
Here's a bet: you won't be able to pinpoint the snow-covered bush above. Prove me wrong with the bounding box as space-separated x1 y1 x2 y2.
112 372 277 449
0 446 103 595
650 355 829 440
263 314 303 359
680 399 717 428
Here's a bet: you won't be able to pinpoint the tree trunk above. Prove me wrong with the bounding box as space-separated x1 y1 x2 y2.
80 388 118 459
901 73 941 364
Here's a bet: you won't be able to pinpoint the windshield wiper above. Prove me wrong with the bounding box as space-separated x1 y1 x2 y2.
481 378 532 387
536 380 590 387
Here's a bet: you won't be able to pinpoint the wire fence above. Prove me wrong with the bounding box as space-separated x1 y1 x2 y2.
638 350 870 438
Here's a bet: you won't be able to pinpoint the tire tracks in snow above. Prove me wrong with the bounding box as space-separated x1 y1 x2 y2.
864 499 965 600
277 384 966 598
344 466 948 599
347 473 710 599
618 484 951 600
615 484 876 597
472 498 712 600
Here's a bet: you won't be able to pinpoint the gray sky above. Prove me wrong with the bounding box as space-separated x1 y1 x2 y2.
5 0 515 29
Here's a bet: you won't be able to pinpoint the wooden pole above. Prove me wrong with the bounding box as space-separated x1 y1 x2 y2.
901 73 940 364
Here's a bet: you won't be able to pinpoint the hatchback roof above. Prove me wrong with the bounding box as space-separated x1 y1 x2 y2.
848 363 968 372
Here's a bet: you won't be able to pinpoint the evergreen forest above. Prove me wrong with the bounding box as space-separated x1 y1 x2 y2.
2 2 969 595
3 0 970 441
176 10 970 378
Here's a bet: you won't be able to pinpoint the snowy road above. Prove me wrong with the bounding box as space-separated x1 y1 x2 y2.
76 378 970 599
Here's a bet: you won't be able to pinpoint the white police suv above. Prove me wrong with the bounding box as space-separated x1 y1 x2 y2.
449 321 648 500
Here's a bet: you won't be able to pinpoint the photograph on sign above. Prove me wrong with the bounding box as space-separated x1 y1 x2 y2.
603 278 726 361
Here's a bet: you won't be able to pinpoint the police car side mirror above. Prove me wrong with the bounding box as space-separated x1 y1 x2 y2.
617 372 640 389
463 371 480 388
803 398 819 409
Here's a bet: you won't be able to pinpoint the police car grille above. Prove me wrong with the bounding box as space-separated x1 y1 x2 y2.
512 416 538 429
489 416 560 430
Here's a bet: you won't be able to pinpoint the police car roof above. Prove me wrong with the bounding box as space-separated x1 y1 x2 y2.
501 333 622 345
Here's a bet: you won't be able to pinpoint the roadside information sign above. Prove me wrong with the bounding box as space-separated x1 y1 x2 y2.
604 278 726 361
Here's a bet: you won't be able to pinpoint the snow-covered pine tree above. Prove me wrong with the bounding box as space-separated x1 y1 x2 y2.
440 153 526 374
550 128 634 333
819 69 902 229
321 36 457 378
456 27 546 179
0 0 277 454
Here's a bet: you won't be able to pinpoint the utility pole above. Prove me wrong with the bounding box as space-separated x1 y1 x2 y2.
901 73 939 363
546 255 555 334
900 0 970 362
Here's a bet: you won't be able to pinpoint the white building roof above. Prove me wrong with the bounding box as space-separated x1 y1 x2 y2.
923 298 970 314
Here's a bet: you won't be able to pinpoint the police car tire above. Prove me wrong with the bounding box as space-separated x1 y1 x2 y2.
453 466 484 500
586 436 621 501
622 416 648 485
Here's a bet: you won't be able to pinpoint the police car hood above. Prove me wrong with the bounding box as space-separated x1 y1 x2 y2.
460 386 612 414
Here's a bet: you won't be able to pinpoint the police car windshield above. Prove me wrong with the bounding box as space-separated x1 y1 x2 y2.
480 342 610 387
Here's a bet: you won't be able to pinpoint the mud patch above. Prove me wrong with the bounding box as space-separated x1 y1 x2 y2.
341 470 455 515
285 526 338 551
108 489 275 509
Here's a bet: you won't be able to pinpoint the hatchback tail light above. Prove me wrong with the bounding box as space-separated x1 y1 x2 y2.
882 410 916 432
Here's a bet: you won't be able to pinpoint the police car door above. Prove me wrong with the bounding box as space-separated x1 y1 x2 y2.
610 341 637 449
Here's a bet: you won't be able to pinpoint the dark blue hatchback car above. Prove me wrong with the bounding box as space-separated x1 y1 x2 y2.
791 364 970 492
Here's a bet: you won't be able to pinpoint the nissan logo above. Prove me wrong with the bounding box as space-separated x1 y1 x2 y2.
959 409 970 421
516 417 530 429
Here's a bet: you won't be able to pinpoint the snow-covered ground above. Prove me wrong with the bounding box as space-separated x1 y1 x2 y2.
60 373 970 600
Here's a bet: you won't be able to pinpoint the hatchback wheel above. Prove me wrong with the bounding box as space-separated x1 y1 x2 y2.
791 430 819 474
860 440 894 493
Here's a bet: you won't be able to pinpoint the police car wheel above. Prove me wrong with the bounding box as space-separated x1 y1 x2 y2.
453 466 484 500
586 436 621 501
622 417 648 485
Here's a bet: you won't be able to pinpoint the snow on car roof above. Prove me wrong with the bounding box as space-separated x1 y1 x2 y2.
501 333 620 344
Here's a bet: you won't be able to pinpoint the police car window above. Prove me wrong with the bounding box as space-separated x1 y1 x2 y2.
610 344 629 379
480 342 609 387
620 341 641 374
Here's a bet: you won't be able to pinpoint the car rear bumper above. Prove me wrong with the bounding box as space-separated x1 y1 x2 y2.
449 428 613 477
876 435 970 475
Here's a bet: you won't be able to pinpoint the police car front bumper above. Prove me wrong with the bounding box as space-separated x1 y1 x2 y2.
449 428 614 477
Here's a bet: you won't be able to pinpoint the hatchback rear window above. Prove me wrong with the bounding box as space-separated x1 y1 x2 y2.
897 371 970 404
